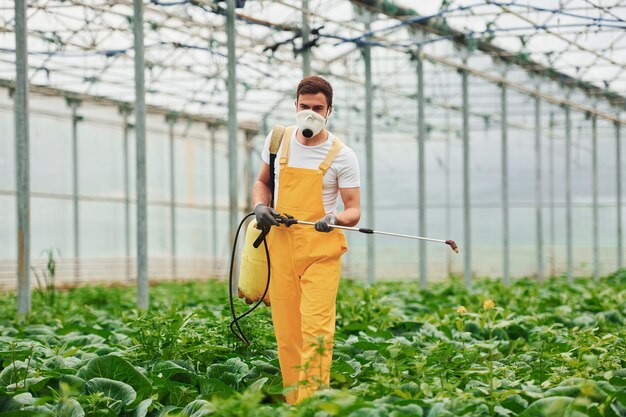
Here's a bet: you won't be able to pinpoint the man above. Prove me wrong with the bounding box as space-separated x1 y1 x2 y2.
251 76 361 404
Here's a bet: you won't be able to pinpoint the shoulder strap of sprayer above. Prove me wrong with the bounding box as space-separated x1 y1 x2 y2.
268 125 286 207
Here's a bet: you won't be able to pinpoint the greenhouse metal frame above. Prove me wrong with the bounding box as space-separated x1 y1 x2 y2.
1 0 625 316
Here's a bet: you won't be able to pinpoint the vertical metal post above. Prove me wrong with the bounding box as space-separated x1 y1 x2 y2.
344 75 353 278
591 114 599 281
68 98 81 282
549 112 556 277
445 106 452 277
500 82 509 286
226 0 238 252
167 114 177 279
535 93 544 281
564 103 573 283
615 121 623 270
302 0 311 77
363 21 375 284
133 0 148 309
244 130 255 212
15 0 30 318
209 125 218 272
416 48 426 288
461 63 471 289
120 107 131 280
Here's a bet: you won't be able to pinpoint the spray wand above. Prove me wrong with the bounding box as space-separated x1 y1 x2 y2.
274 213 459 253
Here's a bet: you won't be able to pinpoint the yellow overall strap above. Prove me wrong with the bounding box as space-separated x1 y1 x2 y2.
319 137 345 174
279 126 295 167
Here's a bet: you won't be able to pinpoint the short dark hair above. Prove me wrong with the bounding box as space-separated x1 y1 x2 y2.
296 76 333 108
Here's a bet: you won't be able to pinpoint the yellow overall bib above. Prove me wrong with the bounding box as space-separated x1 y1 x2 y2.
268 127 348 404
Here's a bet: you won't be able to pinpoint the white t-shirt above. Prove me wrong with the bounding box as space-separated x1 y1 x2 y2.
261 127 360 214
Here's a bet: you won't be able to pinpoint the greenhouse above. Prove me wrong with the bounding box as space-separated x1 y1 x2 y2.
1 0 625 416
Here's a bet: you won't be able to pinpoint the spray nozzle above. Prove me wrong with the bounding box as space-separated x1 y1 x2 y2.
446 240 459 253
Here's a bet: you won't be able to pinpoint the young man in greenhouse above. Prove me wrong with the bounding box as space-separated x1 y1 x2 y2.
251 76 361 404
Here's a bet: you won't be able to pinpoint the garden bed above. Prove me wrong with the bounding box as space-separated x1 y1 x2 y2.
1 271 625 416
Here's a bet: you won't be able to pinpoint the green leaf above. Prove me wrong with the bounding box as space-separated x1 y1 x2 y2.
494 405 514 417
0 393 21 412
0 411 51 417
332 359 356 374
154 406 183 417
246 377 268 393
197 377 236 398
84 377 136 413
347 407 386 417
43 355 67 370
518 397 586 417
394 382 419 399
60 333 105 348
153 361 194 384
23 325 56 336
6 377 46 391
0 362 30 387
610 368 626 387
423 403 454 417
501 394 528 413
10 393 33 407
207 357 248 379
545 379 608 402
340 323 369 333
77 355 151 401
181 399 215 417
0 347 32 362
389 321 424 334
59 375 86 390
389 404 423 417
249 360 279 376
610 401 626 417
55 399 84 417
419 382 432 398
206 358 249 390
130 398 152 417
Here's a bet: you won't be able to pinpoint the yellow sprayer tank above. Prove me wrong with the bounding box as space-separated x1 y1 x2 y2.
237 220 271 306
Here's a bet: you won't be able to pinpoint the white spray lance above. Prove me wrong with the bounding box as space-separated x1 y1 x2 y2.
274 213 460 253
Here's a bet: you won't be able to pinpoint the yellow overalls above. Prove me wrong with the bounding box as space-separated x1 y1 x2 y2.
268 127 348 404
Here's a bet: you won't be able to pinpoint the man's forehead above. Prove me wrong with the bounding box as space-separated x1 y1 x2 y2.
297 93 328 106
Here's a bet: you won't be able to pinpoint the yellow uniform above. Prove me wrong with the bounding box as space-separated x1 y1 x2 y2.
268 127 347 404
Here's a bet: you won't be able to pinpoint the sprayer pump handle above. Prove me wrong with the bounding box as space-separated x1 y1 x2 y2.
252 226 271 248
276 213 298 227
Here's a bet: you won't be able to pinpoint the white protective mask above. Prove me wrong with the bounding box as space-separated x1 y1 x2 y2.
295 109 327 138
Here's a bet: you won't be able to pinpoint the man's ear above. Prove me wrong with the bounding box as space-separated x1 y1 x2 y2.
327 106 333 118
294 99 298 110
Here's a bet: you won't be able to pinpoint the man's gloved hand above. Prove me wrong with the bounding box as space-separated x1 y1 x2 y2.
254 204 279 228
314 214 337 232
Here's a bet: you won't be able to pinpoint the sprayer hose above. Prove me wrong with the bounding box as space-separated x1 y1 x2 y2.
228 212 271 346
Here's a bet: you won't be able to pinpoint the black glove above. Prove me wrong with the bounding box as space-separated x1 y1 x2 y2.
254 204 279 228
314 214 337 232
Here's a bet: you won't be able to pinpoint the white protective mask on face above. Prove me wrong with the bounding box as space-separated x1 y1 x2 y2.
295 109 327 138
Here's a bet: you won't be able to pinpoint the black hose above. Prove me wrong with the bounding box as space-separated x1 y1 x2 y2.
228 212 272 346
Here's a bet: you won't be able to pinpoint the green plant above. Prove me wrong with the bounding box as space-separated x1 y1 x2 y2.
0 274 625 416
31 248 61 308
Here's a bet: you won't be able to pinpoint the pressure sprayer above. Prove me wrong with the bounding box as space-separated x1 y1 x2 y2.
228 212 459 345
